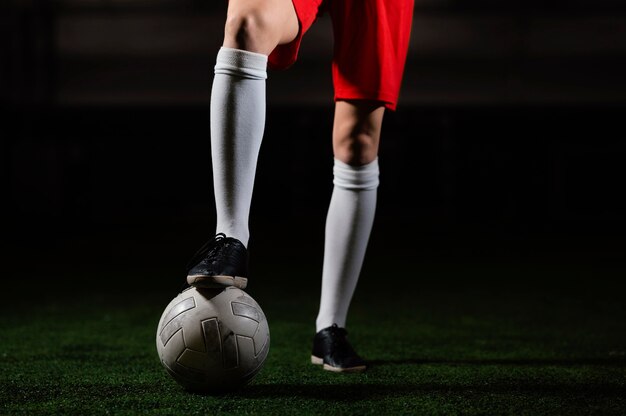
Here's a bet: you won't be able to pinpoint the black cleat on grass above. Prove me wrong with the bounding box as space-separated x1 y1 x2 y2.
186 233 248 289
311 324 367 373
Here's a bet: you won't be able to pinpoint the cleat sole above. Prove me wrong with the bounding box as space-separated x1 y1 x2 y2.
323 363 366 373
187 274 248 289
311 355 323 365
310 355 366 373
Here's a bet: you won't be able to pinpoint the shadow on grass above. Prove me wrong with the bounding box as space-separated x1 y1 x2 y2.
219 357 626 400
4 377 624 404
233 381 625 401
367 357 626 368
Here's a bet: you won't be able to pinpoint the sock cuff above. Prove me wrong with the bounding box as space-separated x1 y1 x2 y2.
215 47 268 80
333 158 380 191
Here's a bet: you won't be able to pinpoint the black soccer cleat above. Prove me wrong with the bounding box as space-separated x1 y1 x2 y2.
186 233 249 289
311 324 367 373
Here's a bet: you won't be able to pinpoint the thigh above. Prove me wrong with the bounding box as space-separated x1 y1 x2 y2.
268 0 327 70
225 0 300 54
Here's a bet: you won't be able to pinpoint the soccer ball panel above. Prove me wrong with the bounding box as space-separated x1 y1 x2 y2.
180 311 211 353
160 296 196 329
232 301 262 322
252 324 270 356
235 335 256 368
162 326 185 361
179 348 220 371
201 318 222 356
160 313 187 347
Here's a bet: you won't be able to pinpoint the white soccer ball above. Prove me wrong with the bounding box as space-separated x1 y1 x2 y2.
156 286 270 393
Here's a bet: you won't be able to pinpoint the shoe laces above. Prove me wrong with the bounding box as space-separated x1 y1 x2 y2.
327 324 350 348
186 233 229 271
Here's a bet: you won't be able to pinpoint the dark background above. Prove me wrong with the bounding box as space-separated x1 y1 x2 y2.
2 0 626 280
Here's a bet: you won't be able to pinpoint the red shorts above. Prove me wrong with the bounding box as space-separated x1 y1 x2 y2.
269 0 414 111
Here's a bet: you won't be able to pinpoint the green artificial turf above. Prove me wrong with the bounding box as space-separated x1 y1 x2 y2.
2 234 626 415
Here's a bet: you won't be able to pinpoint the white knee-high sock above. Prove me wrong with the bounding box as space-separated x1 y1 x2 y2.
315 158 379 332
210 47 268 248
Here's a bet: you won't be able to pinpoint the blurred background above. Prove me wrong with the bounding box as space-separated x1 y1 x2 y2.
2 0 626 280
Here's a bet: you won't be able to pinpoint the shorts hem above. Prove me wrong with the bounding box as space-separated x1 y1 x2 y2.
334 90 400 111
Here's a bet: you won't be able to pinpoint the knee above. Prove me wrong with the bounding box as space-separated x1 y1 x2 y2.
333 100 384 166
224 8 280 54
334 132 379 166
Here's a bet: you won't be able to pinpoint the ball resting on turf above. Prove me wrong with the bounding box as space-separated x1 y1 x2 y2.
156 286 270 393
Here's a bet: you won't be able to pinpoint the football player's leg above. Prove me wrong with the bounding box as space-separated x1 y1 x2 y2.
316 100 384 331
187 0 298 288
212 0 298 247
313 0 413 372
312 100 384 372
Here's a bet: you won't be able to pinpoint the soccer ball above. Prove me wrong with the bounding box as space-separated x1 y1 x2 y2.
155 286 270 393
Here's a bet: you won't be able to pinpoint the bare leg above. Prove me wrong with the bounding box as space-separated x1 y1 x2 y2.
332 100 385 165
223 0 299 53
